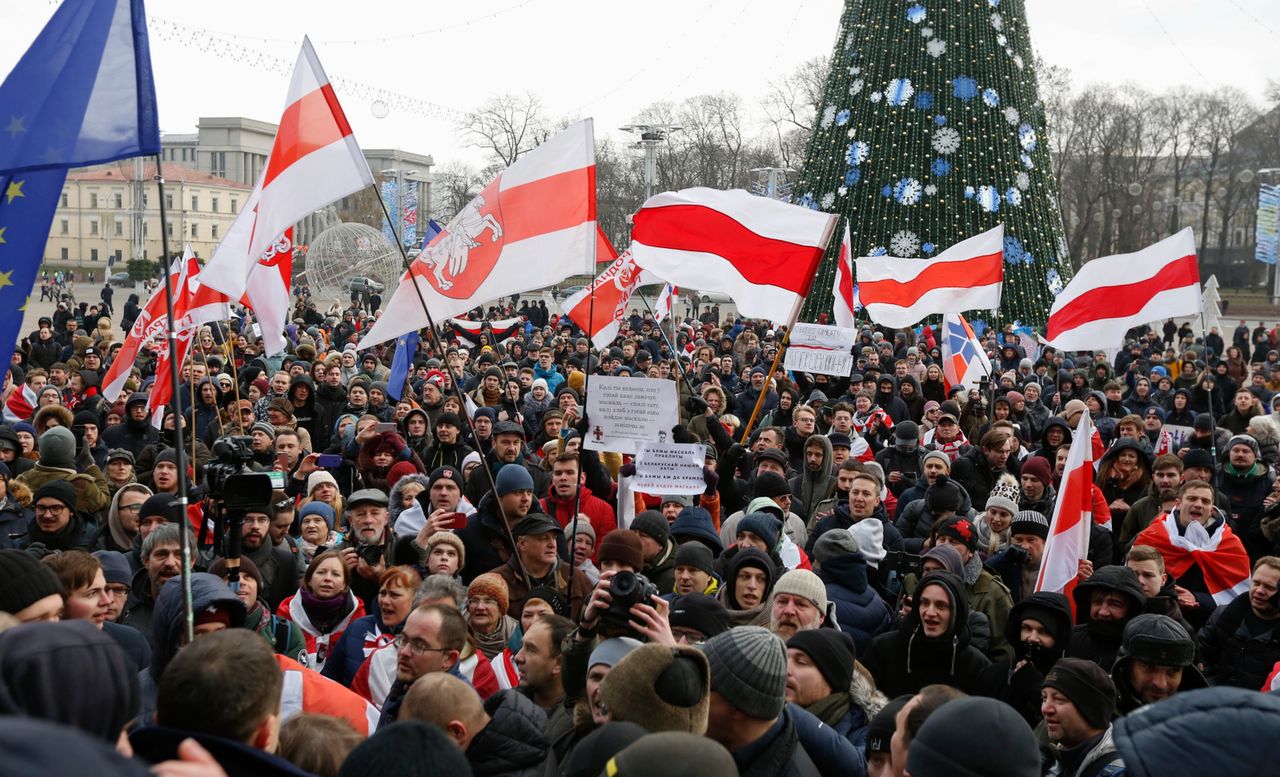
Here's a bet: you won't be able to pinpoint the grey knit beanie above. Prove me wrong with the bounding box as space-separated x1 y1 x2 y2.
701 625 786 719
38 427 76 470
812 528 860 569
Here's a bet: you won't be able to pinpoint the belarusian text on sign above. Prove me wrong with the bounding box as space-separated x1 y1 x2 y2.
784 323 856 377
634 443 707 495
584 376 679 454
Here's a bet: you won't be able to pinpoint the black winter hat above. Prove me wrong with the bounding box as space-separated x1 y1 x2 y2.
337 720 473 777
563 722 647 777
753 471 791 498
630 510 671 546
1043 657 1117 730
0 621 139 743
1181 448 1216 472
1120 613 1195 668
139 493 180 523
1072 565 1147 622
907 696 1041 777
866 695 911 756
925 475 963 515
0 550 64 617
0 717 152 777
668 593 730 640
786 629 856 694
674 542 714 575
1007 591 1073 655
603 732 736 777
32 481 77 510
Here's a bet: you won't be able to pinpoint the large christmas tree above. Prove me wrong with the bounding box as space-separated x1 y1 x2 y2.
796 0 1070 326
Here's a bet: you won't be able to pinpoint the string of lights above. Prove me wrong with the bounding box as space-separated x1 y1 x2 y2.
795 0 1071 327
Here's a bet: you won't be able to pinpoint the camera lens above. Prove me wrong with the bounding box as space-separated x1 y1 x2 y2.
610 571 637 598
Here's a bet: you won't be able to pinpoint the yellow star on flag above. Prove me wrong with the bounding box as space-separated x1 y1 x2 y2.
4 180 23 204
5 116 24 138
0 227 6 245
0 271 12 291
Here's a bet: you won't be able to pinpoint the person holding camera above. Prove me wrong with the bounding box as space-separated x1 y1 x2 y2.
333 489 396 611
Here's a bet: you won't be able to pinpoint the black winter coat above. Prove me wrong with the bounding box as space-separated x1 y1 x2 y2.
1197 592 1280 690
466 690 553 777
950 446 1020 508
817 554 893 655
733 707 821 777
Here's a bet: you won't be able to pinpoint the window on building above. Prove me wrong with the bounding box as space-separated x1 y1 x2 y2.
114 250 123 264
60 247 69 261
115 218 123 237
165 194 173 209
60 192 68 208
211 195 219 213
90 248 99 262
190 223 198 238
89 220 98 236
212 152 226 178
89 192 98 208
190 195 198 211
59 219 68 235
113 192 123 208
230 199 238 214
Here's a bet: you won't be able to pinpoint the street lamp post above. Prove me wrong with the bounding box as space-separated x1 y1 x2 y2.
619 124 682 201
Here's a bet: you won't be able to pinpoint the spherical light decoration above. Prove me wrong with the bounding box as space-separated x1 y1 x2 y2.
307 222 401 301
1127 182 1143 196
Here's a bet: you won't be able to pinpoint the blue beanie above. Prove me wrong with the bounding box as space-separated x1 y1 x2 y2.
736 513 779 550
299 501 335 530
495 463 535 496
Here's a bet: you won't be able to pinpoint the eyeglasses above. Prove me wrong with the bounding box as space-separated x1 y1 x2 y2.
393 634 449 656
35 504 68 516
119 503 143 513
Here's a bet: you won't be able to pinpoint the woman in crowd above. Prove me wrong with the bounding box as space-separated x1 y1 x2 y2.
277 550 367 672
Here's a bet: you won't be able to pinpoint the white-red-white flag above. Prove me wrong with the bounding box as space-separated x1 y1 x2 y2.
102 256 188 403
654 283 677 324
857 224 1004 329
833 222 856 329
1045 227 1200 352
563 250 657 349
147 246 232 425
360 120 597 348
1036 412 1094 602
200 37 373 355
628 188 837 326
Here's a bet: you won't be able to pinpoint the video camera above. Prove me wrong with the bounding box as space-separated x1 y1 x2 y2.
205 435 276 564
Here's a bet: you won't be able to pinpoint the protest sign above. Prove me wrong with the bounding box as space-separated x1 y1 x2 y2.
784 323 856 377
584 376 679 454
634 443 707 495
1164 424 1193 450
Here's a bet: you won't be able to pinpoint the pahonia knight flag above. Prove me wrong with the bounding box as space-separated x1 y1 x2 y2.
201 37 374 356
361 120 598 348
563 246 659 349
627 188 837 326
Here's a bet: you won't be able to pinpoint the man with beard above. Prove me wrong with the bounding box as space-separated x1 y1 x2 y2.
121 518 196 647
334 490 396 611
785 629 870 747
1134 479 1251 629
769 569 828 640
1110 614 1205 714
464 421 548 505
236 504 301 611
975 591 1073 727
1064 566 1147 671
1216 435 1274 559
734 366 778 419
1117 454 1182 552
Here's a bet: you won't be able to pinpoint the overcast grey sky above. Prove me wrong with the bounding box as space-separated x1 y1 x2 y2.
4 0 1278 170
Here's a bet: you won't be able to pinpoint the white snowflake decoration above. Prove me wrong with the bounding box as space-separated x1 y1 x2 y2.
850 79 865 96
838 186 848 196
977 185 1001 212
885 78 915 106
1003 107 1020 125
870 91 883 103
820 106 836 128
1018 124 1037 151
846 140 871 165
996 33 1007 47
991 12 1003 30
982 88 1000 107
1005 187 1022 207
820 192 836 209
1015 172 1030 190
845 33 856 48
921 27 933 38
890 230 921 256
847 129 857 138
1013 54 1024 69
1046 269 1065 295
924 184 938 195
1020 153 1034 169
932 127 961 154
927 39 947 58
894 178 923 205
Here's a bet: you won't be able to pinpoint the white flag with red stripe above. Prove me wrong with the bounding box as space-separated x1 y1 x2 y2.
563 250 657 349
200 37 373 355
1036 412 1094 601
147 246 232 425
102 256 188 403
360 120 597 348
654 284 677 323
857 224 1004 329
833 222 856 329
627 188 837 326
1045 228 1200 352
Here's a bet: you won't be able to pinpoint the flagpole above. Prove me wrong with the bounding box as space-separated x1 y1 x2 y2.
153 155 196 645
638 293 699 402
369 186 529 584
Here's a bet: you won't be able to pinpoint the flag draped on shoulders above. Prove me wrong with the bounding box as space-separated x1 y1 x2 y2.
1134 510 1251 606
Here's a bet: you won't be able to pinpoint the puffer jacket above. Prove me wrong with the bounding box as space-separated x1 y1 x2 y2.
1197 591 1280 690
816 553 893 655
140 573 246 706
466 689 552 777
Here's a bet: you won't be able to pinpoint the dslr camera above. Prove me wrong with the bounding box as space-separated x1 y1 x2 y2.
600 571 660 632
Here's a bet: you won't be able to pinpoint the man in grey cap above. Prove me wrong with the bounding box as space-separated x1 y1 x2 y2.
702 626 821 777
464 419 549 505
494 513 590 621
335 488 393 611
1111 613 1205 714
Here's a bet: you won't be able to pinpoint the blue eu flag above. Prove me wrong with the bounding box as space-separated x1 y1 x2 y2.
0 0 160 369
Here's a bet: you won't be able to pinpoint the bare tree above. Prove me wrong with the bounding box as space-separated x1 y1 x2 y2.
761 57 828 170
431 160 485 223
459 92 552 171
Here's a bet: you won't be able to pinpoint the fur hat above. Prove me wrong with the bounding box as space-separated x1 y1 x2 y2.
601 644 710 734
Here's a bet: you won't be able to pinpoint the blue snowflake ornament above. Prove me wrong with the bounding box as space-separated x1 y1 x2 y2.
845 141 871 165
1003 235 1025 264
844 168 862 185
914 91 934 110
886 78 914 106
953 77 979 101
870 246 888 257
1023 252 1035 265
977 185 1000 212
930 159 952 177
1005 187 1022 207
1046 269 1064 294
906 4 927 23
1020 153 1034 169
893 178 923 205
964 186 976 199
882 185 893 198
1018 124 1037 151
835 109 850 126
923 242 936 255
797 193 818 210
982 88 1000 107
934 115 947 126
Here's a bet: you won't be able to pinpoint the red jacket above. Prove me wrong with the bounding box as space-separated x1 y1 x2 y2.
542 485 617 553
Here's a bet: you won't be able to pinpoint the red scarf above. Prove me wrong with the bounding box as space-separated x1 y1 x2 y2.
1134 511 1251 605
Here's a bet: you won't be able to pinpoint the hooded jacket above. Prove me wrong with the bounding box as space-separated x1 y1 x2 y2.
864 572 991 696
1065 565 1148 671
975 591 1073 727
1031 416 1073 462
466 689 553 777
873 376 910 424
1197 591 1280 690
816 552 893 655
288 374 319 445
789 434 836 524
717 548 777 627
144 573 246 697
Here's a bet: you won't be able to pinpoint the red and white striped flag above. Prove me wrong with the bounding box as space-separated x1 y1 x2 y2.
563 248 657 349
628 188 837 326
1036 412 1094 602
361 120 597 348
833 222 856 329
856 224 1004 329
1045 228 1200 352
654 283 677 323
200 37 373 355
102 255 188 403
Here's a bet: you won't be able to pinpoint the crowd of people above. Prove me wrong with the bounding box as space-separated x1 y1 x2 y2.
2 293 1280 777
